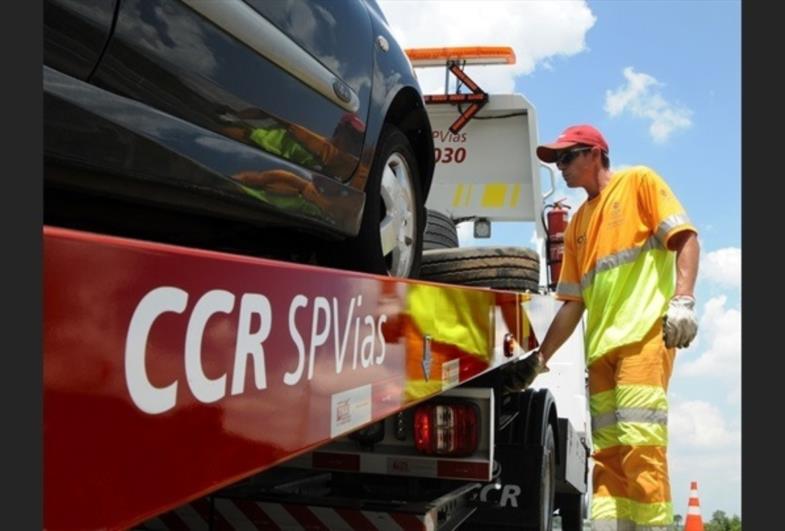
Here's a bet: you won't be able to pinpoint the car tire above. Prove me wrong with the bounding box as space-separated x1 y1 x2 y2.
419 246 540 291
423 209 459 250
337 125 424 278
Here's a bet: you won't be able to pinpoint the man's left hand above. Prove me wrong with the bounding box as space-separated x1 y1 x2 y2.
663 295 698 348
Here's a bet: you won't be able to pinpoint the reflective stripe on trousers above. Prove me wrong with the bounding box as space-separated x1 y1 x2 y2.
588 321 676 529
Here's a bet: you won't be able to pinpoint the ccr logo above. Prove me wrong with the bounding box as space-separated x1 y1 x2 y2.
476 462 521 508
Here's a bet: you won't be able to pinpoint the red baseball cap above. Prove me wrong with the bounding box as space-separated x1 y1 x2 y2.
536 124 609 163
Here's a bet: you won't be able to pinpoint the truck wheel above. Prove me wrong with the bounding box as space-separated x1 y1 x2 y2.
556 492 584 531
419 246 539 291
339 125 424 278
522 422 556 531
423 209 459 250
516 389 557 531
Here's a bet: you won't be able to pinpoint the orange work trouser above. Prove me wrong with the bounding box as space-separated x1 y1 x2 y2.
588 320 676 531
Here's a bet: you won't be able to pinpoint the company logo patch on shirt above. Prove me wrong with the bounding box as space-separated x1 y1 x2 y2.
607 201 625 228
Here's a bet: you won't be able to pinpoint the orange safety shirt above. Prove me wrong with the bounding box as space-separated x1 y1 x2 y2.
555 166 697 366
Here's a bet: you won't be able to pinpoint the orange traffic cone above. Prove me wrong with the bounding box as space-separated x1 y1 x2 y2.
683 481 704 531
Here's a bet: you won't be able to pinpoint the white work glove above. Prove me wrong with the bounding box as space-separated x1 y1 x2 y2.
663 295 698 349
504 350 550 392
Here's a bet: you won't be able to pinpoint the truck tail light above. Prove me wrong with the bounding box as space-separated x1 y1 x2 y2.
414 402 479 457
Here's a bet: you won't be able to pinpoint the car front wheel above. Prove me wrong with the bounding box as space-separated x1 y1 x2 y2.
340 125 424 278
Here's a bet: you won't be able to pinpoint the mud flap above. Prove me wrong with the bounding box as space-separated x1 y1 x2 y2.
463 442 549 529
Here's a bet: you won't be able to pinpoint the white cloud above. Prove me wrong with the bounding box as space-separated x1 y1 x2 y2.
125 2 218 77
669 400 740 448
726 384 741 406
700 247 741 289
604 67 693 143
669 454 741 520
668 401 741 517
677 295 741 379
379 1 596 93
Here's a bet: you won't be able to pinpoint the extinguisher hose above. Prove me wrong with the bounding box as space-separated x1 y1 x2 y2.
542 205 552 288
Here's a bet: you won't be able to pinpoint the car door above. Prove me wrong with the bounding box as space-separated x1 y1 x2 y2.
44 0 119 80
89 0 373 182
245 0 374 176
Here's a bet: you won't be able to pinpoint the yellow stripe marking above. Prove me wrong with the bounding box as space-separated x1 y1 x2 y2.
510 183 521 208
452 184 464 207
481 183 507 208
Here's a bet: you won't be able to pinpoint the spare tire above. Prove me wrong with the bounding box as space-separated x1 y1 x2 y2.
423 209 459 250
420 246 540 292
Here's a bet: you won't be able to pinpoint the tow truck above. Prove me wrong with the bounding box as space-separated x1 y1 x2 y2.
44 47 589 530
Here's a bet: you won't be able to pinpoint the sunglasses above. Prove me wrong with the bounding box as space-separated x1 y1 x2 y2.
556 147 592 166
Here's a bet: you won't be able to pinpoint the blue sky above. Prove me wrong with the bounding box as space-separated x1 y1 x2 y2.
381 0 741 520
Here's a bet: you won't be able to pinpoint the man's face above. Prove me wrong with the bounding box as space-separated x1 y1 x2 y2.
555 146 594 188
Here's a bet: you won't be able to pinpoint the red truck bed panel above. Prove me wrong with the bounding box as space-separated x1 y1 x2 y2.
43 226 529 530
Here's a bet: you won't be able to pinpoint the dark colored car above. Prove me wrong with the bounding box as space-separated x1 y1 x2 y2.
44 0 434 277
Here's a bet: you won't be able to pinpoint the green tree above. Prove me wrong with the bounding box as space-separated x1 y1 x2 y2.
704 510 742 531
706 509 728 531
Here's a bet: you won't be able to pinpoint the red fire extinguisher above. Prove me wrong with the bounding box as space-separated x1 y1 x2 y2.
542 199 571 290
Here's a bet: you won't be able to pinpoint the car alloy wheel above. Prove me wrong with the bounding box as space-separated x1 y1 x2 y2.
334 125 424 278
379 151 417 277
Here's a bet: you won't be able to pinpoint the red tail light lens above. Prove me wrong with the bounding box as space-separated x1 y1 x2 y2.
414 402 479 457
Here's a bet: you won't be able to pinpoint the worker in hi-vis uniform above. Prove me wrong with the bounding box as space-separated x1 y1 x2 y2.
508 124 700 530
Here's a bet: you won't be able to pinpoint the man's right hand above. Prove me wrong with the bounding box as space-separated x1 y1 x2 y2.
504 350 550 392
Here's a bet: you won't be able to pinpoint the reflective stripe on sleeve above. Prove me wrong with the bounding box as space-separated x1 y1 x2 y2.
556 281 582 298
655 213 693 244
